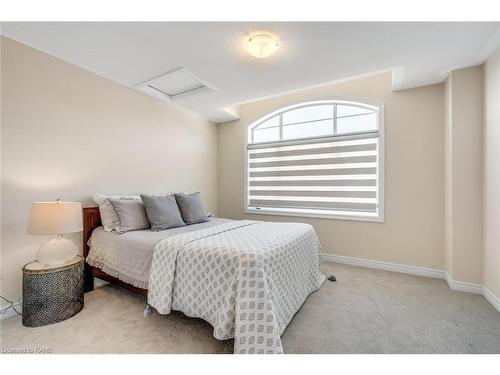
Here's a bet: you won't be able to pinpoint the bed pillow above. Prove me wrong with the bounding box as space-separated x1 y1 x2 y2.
108 198 150 233
92 193 141 232
174 192 209 225
140 194 186 231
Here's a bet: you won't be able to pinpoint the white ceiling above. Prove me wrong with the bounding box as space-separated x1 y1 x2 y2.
2 22 500 123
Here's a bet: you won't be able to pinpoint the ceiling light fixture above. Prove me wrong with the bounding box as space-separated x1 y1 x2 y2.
246 32 280 59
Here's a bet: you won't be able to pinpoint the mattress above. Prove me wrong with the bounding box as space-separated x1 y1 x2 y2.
86 218 230 288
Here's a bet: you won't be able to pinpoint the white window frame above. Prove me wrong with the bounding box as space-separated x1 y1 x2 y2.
243 98 385 223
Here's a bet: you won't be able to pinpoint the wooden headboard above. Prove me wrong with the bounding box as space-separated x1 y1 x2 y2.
83 207 102 259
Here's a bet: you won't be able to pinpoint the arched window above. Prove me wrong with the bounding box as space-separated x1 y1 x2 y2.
245 99 384 221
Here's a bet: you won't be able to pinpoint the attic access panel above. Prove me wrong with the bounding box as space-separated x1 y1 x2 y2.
135 67 216 101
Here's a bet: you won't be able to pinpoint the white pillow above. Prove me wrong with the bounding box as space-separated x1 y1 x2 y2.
92 193 141 232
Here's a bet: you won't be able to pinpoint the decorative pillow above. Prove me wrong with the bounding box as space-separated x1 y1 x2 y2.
108 199 150 233
174 192 209 225
140 194 185 231
92 193 141 232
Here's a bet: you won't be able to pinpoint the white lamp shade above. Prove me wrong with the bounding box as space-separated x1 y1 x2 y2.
28 202 83 235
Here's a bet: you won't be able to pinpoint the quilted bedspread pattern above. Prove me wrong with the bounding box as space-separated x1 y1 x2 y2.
147 220 325 354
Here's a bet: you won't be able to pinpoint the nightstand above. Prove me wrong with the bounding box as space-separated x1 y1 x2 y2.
22 256 84 327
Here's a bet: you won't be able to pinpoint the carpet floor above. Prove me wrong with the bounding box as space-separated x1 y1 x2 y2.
2 262 500 354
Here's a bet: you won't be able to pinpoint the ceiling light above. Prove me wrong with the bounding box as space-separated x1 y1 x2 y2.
246 33 280 59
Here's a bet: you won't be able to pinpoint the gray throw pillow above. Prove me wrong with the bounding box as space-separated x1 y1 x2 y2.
174 192 209 225
141 194 186 231
108 198 150 233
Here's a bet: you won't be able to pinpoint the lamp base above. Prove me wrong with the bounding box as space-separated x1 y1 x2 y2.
37 236 78 266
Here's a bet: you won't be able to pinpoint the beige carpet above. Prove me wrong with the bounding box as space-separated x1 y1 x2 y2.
2 262 500 354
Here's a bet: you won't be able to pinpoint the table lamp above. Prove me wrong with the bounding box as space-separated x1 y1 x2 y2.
27 200 83 266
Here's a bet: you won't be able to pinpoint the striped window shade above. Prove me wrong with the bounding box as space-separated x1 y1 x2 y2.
246 100 384 221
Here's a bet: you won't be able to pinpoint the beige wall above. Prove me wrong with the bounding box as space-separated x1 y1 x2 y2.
218 73 445 270
483 46 500 297
444 77 453 275
444 66 484 284
0 37 218 303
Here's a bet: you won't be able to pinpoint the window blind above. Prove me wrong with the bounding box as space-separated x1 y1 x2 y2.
247 131 379 217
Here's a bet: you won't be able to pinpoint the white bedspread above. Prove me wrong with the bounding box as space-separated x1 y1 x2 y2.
86 218 230 288
147 220 325 354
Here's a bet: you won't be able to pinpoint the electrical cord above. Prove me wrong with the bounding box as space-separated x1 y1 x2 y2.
0 295 22 315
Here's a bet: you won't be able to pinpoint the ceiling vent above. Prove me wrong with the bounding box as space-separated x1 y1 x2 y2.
135 67 216 101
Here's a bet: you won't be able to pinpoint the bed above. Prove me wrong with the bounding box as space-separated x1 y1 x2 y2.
83 207 325 354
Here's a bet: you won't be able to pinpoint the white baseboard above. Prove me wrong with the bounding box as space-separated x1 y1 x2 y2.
322 253 500 313
0 301 22 320
445 273 483 294
484 287 500 312
321 253 446 279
